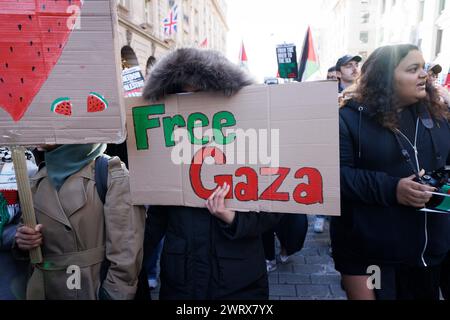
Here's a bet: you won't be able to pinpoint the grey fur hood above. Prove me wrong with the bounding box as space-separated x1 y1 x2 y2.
143 48 254 101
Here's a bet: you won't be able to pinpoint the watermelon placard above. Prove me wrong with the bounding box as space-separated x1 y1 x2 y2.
0 0 83 121
0 0 125 145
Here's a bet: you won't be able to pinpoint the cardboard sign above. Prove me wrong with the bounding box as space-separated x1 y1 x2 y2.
276 44 298 79
0 0 125 145
122 66 145 97
126 81 340 215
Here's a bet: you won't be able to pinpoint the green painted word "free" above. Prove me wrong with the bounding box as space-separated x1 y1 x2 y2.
133 104 237 150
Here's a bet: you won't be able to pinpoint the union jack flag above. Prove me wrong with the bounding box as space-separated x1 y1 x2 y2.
163 4 178 36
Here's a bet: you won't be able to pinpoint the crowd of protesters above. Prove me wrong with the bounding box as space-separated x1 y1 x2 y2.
1 43 449 301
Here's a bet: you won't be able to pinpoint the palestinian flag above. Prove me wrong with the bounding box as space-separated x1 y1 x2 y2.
298 26 320 82
239 41 248 70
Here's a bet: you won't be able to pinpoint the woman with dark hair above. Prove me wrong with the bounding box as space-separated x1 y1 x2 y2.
331 44 450 300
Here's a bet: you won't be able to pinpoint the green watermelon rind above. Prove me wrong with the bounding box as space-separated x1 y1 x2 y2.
51 97 71 112
88 92 109 110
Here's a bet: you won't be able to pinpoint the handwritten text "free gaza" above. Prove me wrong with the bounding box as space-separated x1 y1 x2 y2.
132 104 324 205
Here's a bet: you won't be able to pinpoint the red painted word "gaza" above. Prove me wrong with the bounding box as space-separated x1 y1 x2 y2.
189 147 323 204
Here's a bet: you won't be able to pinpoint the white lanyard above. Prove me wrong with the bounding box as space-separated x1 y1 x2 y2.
394 117 421 174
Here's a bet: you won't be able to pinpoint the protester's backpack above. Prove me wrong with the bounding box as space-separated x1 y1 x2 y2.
94 155 110 204
94 154 111 292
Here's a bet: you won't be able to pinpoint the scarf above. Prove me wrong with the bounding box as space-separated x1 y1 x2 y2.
44 144 106 191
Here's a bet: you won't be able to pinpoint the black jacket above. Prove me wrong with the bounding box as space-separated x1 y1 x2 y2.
331 100 450 267
145 206 281 300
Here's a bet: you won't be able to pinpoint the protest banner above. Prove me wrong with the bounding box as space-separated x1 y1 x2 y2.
122 66 145 97
0 0 125 145
276 44 298 79
0 0 124 262
126 81 340 215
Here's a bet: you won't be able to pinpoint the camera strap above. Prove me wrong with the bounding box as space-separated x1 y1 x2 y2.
392 117 421 180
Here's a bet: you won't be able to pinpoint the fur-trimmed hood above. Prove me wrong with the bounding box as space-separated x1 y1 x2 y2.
143 48 254 101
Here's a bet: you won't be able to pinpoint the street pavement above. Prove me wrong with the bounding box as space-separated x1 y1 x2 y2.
268 216 346 300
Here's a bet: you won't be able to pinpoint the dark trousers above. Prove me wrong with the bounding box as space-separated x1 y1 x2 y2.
134 268 151 300
440 252 450 300
262 214 308 261
375 264 441 300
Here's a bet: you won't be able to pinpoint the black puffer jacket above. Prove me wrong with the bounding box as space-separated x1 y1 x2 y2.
331 100 450 267
142 48 280 300
145 206 280 300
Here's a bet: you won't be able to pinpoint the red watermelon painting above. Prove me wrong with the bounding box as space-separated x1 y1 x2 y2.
87 92 108 113
0 0 83 121
51 97 72 116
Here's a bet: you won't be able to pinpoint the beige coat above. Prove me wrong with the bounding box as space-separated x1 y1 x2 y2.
27 157 145 300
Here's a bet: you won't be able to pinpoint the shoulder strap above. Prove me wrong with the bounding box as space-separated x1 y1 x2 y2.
96 155 123 287
95 155 110 204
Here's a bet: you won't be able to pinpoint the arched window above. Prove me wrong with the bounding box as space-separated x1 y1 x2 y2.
121 46 139 70
146 56 157 77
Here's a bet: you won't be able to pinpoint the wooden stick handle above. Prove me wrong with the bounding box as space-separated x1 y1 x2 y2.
11 146 43 264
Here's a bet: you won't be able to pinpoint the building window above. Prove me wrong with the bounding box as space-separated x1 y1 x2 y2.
435 29 443 56
418 0 425 22
439 0 446 13
144 0 153 25
361 12 370 23
146 57 156 77
118 0 130 9
360 31 369 44
121 46 139 69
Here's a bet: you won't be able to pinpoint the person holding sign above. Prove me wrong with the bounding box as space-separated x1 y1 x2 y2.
0 147 37 300
14 144 145 300
142 48 282 300
332 44 450 300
